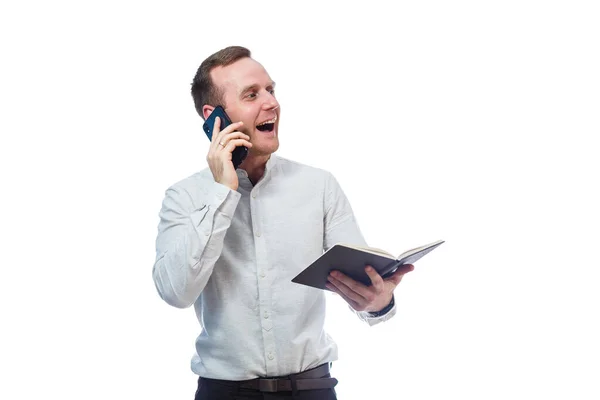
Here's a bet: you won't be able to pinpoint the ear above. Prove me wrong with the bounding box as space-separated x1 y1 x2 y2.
202 105 215 120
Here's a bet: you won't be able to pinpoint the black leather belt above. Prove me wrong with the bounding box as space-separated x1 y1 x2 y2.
238 363 337 392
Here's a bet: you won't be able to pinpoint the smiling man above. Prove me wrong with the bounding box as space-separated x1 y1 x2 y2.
152 46 414 400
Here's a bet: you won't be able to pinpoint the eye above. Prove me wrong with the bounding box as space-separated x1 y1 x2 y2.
268 89 275 95
246 92 257 99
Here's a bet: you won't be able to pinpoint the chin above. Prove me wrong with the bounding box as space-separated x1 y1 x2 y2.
250 139 279 156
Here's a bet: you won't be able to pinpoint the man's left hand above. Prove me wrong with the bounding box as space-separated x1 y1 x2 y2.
325 264 415 313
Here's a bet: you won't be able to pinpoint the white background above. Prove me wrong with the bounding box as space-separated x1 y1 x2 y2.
1 1 599 399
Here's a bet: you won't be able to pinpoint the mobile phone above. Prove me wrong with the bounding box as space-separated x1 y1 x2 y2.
202 105 248 169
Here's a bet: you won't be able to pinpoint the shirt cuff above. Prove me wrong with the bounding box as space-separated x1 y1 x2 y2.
351 296 397 326
367 295 395 317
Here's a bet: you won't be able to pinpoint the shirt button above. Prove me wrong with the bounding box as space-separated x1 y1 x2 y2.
260 271 266 278
268 353 274 360
255 232 261 237
252 192 257 198
263 311 269 319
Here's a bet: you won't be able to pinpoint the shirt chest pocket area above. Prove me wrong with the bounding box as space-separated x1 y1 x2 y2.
265 204 324 252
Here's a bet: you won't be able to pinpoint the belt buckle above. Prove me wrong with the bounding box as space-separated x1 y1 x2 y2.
259 378 279 392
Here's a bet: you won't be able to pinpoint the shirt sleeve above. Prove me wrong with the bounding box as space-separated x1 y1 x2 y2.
152 181 241 308
322 172 397 325
349 299 398 326
323 172 367 250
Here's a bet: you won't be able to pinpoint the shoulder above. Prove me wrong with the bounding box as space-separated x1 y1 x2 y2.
273 155 342 196
274 155 335 181
162 168 217 204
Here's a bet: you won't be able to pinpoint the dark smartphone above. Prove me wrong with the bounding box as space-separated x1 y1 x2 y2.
202 106 248 169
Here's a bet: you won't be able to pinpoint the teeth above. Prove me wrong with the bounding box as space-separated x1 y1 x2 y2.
257 117 277 126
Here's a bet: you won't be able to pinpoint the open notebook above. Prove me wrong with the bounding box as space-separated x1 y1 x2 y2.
291 240 445 290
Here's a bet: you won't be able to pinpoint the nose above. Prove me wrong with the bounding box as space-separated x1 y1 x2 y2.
262 91 279 111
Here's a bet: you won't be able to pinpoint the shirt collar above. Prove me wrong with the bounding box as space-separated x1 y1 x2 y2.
236 153 278 181
265 153 278 172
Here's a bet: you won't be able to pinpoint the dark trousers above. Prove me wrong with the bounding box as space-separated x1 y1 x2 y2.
194 374 338 400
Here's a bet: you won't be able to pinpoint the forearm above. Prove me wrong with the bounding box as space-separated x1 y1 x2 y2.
152 183 240 308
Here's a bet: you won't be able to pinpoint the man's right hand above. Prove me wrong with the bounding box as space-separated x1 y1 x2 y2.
206 117 252 191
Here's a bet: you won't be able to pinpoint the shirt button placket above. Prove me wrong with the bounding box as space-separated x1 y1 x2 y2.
252 188 277 375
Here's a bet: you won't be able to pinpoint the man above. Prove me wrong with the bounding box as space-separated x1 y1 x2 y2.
152 46 414 400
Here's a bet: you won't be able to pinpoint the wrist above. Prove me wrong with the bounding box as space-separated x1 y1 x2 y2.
368 295 395 317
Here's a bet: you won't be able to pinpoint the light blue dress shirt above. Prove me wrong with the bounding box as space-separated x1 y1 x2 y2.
152 155 396 380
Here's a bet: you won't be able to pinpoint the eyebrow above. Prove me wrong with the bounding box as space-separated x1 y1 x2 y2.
239 81 276 96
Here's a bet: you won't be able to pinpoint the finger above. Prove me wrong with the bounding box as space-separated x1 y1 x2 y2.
386 264 415 286
214 121 244 146
219 130 251 145
210 117 221 147
214 124 247 150
223 139 252 153
364 266 385 294
327 273 366 305
328 271 371 299
326 283 360 310
325 283 338 294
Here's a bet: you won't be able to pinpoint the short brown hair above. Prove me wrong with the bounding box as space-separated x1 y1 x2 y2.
190 46 251 120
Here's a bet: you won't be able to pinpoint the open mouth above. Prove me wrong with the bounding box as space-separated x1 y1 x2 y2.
256 123 274 132
256 117 277 133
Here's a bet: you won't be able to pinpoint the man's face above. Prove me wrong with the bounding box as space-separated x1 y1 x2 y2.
209 57 280 157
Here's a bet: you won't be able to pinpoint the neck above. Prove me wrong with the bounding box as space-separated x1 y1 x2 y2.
239 153 272 185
